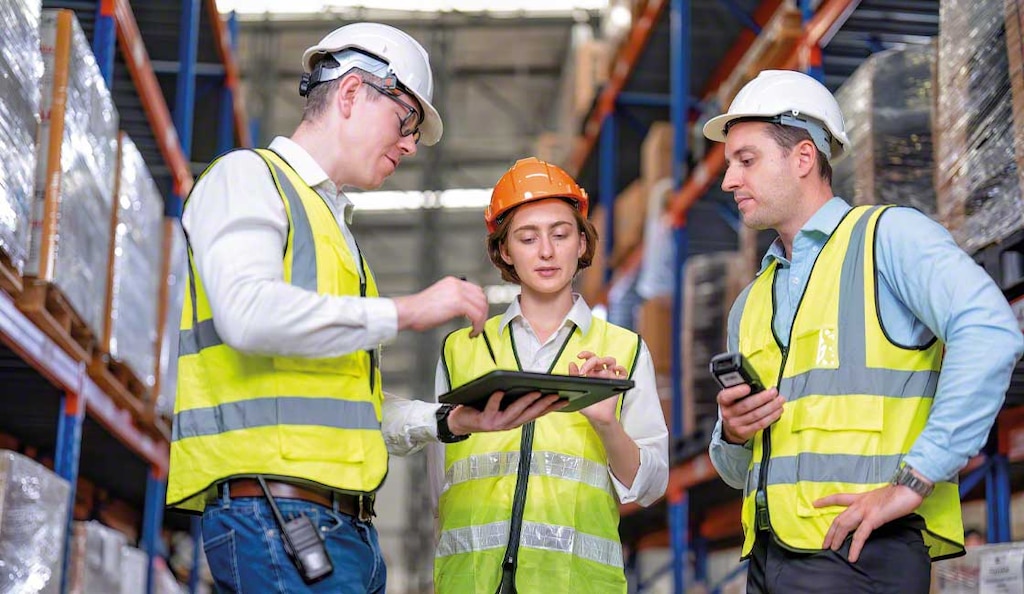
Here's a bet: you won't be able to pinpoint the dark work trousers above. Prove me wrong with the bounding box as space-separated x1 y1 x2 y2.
746 521 931 594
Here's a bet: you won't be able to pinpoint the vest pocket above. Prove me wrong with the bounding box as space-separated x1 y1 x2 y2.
276 398 367 463
790 396 883 517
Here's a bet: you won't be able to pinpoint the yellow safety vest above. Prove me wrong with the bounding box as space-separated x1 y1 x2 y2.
737 204 964 559
435 314 641 594
167 149 386 512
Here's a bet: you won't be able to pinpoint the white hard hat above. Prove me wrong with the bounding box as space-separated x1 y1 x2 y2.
301 23 443 146
703 70 849 162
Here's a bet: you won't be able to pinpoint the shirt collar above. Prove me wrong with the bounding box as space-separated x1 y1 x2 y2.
758 197 852 273
498 293 593 338
268 137 355 224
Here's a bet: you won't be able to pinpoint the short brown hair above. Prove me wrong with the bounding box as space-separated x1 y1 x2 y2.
301 68 384 122
486 201 598 283
764 123 833 184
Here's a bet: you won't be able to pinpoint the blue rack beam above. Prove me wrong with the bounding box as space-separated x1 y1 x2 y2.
92 0 116 86
599 115 618 284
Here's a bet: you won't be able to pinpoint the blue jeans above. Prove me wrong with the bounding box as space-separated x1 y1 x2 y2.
202 494 386 593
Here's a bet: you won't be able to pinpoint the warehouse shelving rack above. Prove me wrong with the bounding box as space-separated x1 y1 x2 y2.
0 1 248 592
565 1 1023 592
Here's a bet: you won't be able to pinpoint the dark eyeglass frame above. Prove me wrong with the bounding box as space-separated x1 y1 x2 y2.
363 80 423 144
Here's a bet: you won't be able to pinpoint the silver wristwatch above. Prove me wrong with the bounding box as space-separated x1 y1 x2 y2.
891 465 934 498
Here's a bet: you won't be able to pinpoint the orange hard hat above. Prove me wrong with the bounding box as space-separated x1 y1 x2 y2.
485 157 589 233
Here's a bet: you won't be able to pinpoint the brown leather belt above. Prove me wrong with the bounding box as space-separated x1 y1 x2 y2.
215 479 375 522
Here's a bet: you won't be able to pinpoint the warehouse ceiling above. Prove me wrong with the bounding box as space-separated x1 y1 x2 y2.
233 7 596 193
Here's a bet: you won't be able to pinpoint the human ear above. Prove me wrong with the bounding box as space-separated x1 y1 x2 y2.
500 240 513 265
336 73 363 118
793 140 817 178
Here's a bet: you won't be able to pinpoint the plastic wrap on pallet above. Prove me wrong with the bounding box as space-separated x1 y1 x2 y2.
119 546 148 594
66 521 126 594
31 10 117 339
936 0 1024 254
0 449 71 594
157 221 187 419
834 44 937 216
0 0 42 274
153 558 185 594
108 135 164 387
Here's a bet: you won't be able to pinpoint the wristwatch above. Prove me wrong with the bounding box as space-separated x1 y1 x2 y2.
436 404 469 444
891 465 934 498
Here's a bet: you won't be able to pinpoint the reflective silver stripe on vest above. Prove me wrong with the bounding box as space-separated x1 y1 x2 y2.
751 454 958 489
442 451 612 495
172 396 380 441
435 520 624 569
177 156 320 359
267 160 318 292
777 206 939 400
746 207 943 495
178 319 223 356
778 367 938 400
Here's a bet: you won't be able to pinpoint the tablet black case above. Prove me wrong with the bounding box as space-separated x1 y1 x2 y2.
439 370 634 413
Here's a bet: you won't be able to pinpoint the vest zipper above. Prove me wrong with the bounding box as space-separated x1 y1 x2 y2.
494 325 576 592
355 250 377 394
755 344 787 532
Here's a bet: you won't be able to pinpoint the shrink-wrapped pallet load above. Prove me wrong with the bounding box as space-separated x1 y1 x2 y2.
0 449 71 594
102 133 164 390
835 44 938 216
0 0 43 286
26 9 118 350
935 0 1024 253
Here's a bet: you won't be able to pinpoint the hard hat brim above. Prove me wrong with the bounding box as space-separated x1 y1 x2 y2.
302 45 443 146
702 112 766 143
410 91 443 146
703 111 849 162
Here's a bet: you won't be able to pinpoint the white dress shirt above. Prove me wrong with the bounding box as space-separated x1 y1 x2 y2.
183 136 442 454
424 295 669 516
182 136 399 358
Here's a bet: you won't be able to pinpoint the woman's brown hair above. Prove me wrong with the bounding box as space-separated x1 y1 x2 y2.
485 199 599 283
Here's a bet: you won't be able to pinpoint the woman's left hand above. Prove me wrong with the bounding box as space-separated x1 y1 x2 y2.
569 351 626 427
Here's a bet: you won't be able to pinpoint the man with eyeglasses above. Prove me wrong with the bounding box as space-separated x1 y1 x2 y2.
166 23 565 593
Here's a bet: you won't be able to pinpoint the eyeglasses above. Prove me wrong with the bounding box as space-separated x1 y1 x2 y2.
363 81 423 144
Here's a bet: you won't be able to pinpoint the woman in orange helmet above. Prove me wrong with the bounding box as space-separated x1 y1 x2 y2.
430 157 669 594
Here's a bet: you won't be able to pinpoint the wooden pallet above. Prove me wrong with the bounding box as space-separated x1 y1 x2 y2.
88 353 152 420
0 249 22 298
17 279 94 364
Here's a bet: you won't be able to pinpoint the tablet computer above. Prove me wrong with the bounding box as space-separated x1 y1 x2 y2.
439 370 634 413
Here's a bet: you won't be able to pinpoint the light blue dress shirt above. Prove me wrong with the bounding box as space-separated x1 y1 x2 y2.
709 198 1024 489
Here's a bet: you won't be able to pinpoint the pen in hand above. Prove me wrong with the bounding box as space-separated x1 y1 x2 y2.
459 275 497 364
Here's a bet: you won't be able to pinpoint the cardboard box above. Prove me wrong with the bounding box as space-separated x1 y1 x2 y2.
611 178 648 267
641 121 674 186
638 295 673 376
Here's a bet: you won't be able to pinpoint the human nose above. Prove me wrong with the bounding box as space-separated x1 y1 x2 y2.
398 133 417 156
722 163 741 192
539 236 554 258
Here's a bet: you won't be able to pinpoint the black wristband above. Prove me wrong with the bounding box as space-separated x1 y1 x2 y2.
436 404 469 443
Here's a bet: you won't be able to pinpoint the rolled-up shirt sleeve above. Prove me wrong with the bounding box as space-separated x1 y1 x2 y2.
182 149 399 359
611 342 669 507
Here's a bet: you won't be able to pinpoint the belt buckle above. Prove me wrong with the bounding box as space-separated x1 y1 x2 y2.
357 494 375 523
